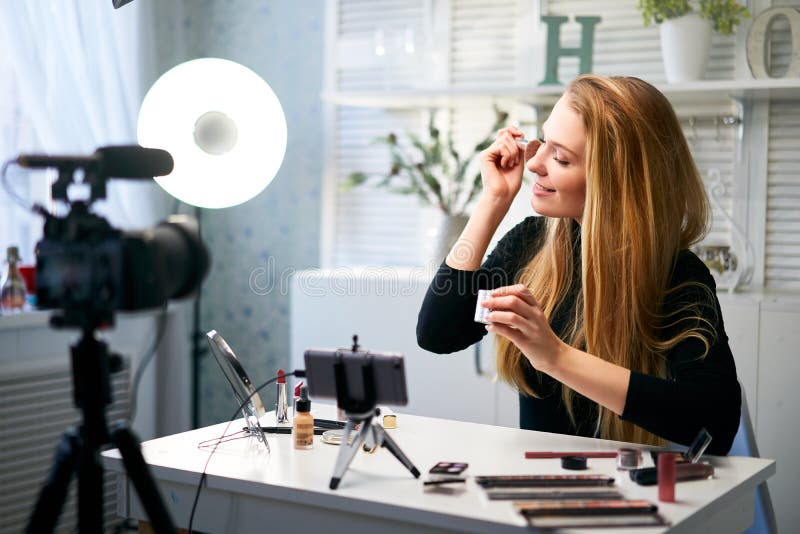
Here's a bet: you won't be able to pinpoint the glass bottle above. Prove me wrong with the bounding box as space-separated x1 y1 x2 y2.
1 246 26 313
293 386 314 450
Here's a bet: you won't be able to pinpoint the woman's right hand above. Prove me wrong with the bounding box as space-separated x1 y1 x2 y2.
479 126 526 206
445 126 525 270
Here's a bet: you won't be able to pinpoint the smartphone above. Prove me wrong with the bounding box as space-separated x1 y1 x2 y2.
304 348 408 406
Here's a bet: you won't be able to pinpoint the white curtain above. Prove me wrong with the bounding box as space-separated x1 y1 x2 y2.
0 0 166 229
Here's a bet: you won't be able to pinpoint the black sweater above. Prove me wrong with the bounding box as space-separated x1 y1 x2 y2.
416 216 741 455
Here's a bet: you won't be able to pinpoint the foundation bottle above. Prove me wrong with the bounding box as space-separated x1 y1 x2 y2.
293 386 314 450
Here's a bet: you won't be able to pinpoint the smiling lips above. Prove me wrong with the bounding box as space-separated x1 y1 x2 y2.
535 182 556 193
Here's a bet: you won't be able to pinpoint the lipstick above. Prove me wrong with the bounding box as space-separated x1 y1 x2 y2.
276 369 289 424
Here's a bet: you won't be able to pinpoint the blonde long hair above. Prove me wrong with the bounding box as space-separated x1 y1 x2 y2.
496 75 713 446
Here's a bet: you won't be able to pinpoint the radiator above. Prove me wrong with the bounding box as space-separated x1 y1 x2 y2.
0 358 130 532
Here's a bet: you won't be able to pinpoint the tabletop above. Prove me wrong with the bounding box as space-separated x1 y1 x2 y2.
101 405 775 533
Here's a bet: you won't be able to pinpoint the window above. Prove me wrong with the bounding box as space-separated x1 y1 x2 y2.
323 0 800 291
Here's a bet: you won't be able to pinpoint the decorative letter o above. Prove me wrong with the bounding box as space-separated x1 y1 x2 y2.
747 7 800 79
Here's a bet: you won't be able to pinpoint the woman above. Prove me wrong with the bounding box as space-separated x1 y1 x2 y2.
416 75 741 454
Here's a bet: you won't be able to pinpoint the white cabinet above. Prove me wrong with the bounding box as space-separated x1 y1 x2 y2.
755 303 800 533
717 293 761 425
289 269 518 427
718 292 800 533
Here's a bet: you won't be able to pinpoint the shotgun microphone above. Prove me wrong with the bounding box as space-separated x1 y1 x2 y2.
17 145 174 179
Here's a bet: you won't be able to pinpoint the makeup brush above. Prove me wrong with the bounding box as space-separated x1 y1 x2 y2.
517 138 541 161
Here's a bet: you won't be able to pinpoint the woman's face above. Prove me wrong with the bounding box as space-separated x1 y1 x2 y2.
527 94 587 222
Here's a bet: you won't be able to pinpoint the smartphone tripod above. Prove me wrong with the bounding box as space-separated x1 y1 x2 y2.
328 357 420 490
26 325 175 533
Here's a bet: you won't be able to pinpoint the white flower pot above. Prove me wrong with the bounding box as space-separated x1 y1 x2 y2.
660 14 713 83
431 213 469 264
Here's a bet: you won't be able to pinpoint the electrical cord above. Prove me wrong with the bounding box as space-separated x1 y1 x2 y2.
2 157 73 228
122 192 183 422
127 303 170 423
0 158 34 210
187 368 306 533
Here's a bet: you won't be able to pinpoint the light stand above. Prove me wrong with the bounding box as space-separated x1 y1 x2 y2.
328 340 420 490
191 205 205 428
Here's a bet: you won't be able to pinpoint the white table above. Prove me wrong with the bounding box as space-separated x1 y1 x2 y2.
101 406 775 533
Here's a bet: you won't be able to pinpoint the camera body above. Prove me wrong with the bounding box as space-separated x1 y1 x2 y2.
36 202 208 328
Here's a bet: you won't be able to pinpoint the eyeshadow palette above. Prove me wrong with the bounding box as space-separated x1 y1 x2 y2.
429 462 469 476
475 474 615 488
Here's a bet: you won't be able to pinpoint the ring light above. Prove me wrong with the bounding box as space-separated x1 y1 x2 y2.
138 58 287 208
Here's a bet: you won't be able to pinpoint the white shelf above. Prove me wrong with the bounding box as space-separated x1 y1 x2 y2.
0 309 50 331
322 77 800 109
322 86 563 109
659 77 800 102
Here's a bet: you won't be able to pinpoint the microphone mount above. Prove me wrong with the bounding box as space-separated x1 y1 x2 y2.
51 163 106 204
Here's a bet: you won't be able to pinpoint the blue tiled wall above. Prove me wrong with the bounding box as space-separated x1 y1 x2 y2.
154 0 324 425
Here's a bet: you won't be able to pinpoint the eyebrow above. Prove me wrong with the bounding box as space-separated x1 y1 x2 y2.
540 126 580 159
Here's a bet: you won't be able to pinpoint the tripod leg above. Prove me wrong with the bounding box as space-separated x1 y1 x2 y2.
111 424 176 533
77 431 104 533
376 424 421 478
26 430 80 534
330 419 371 490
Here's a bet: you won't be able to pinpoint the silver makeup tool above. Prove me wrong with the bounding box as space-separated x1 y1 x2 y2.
474 289 492 324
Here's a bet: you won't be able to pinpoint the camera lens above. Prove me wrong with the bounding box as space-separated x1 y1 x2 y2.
121 214 210 310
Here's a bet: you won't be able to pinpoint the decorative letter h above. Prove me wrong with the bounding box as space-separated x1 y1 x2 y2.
540 15 602 85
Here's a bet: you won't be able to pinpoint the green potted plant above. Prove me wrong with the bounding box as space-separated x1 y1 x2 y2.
343 107 508 260
637 0 749 82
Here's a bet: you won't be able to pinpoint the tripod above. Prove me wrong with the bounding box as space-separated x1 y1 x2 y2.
328 357 420 490
26 325 175 533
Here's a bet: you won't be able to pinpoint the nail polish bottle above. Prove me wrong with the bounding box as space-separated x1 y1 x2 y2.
293 386 314 450
276 369 289 424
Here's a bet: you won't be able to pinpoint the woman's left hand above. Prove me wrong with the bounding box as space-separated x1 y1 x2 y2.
483 284 568 374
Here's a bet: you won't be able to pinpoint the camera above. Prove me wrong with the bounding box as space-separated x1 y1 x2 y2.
19 145 210 328
9 145 202 532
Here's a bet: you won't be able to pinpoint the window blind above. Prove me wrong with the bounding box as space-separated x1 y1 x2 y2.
449 0 519 87
764 5 800 289
766 101 800 289
333 107 426 266
331 0 430 266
